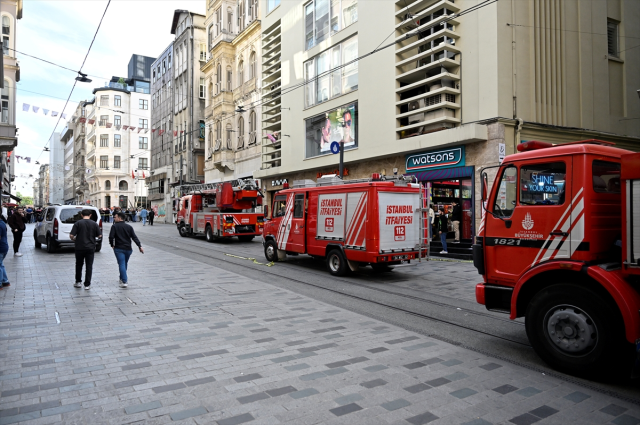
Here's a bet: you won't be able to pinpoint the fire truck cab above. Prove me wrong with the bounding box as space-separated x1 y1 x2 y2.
474 139 640 375
262 175 428 276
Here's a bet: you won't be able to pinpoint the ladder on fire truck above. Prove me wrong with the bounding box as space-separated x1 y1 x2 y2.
418 181 430 262
176 179 259 196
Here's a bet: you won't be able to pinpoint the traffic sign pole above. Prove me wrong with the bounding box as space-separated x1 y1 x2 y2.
339 141 344 179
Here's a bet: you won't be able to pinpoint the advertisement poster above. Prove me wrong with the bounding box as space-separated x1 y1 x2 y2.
305 103 357 158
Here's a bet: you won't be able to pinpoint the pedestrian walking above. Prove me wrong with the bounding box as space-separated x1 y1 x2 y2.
451 200 461 243
140 207 148 226
0 214 10 289
109 212 144 289
148 208 155 226
69 209 102 290
26 206 33 223
7 207 26 257
437 207 449 254
428 204 435 240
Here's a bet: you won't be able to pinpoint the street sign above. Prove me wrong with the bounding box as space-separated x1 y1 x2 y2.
330 141 340 154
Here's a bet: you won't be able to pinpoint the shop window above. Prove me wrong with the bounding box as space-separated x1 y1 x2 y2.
493 166 517 218
520 162 566 206
305 102 356 158
592 160 621 193
273 195 287 217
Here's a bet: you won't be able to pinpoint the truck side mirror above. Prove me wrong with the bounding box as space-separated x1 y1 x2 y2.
481 172 488 201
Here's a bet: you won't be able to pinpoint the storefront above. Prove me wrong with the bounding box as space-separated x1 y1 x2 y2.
406 146 475 241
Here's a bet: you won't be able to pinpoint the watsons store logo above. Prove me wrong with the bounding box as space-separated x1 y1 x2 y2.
406 147 465 172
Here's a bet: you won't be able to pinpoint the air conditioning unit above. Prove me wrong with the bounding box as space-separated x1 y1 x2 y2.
407 99 426 124
402 13 420 30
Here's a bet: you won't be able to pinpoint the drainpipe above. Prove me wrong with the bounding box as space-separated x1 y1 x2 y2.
189 11 195 183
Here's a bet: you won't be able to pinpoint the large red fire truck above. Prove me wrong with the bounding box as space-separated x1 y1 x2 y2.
262 174 428 275
175 179 264 242
473 139 640 375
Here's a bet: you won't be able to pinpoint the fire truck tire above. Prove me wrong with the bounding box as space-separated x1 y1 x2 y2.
238 236 255 242
264 240 279 262
205 226 216 243
525 284 626 376
178 224 189 237
326 249 350 276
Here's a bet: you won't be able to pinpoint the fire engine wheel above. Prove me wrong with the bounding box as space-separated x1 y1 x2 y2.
238 235 255 242
264 240 279 262
178 224 189 238
205 226 216 243
326 249 350 276
525 284 627 376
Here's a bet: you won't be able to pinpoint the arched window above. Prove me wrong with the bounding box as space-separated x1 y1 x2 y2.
216 63 222 93
226 123 232 150
249 52 256 80
238 61 244 87
2 16 10 56
208 25 214 48
119 181 128 191
1 83 8 124
216 120 222 150
249 110 257 144
237 116 245 149
227 8 233 33
208 130 214 154
105 180 111 190
226 66 232 91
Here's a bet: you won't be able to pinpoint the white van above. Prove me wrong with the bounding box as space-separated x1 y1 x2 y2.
34 205 103 253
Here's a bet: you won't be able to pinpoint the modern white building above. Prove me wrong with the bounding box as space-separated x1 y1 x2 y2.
48 131 64 204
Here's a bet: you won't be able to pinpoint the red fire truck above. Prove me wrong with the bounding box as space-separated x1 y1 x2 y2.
262 174 428 275
473 139 640 375
175 179 264 242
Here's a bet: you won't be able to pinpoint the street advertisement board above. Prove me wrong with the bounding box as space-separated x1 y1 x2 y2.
305 102 357 158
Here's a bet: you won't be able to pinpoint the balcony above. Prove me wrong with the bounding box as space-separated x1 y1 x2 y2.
87 127 96 141
213 150 235 172
213 91 234 116
86 147 96 159
0 124 18 152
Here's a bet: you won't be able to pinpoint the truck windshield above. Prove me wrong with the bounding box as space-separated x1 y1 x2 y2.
520 162 566 205
273 195 287 217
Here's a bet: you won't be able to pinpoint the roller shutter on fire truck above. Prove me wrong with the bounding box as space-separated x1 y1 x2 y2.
378 192 421 252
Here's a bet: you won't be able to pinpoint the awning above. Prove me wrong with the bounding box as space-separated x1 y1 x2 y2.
408 166 474 181
2 191 21 202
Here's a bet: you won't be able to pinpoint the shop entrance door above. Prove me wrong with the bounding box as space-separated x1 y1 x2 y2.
429 179 473 240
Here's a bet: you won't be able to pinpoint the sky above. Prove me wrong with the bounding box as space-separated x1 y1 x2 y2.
13 0 206 198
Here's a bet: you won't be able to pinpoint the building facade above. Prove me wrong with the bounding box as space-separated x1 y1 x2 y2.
48 131 63 204
149 44 174 223
0 0 21 199
256 0 640 242
202 0 262 184
61 123 75 203
34 163 49 207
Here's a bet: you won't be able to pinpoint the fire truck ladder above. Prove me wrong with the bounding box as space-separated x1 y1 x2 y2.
418 182 430 262
177 183 220 195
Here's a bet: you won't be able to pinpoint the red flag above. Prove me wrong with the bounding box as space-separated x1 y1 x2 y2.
79 117 87 123
88 119 95 125
180 131 184 134
159 130 165 136
174 131 178 137
106 123 112 128
143 171 146 178
131 170 134 179
151 128 156 133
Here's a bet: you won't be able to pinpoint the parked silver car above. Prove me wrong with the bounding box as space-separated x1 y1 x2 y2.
34 205 103 253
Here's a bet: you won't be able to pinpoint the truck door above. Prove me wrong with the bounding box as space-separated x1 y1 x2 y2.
288 193 307 253
484 158 572 283
271 194 292 250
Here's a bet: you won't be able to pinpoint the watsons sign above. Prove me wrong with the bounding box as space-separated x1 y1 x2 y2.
405 147 465 172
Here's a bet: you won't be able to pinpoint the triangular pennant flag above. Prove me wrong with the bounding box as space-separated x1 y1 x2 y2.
15 156 19 163
88 119 95 125
144 129 149 134
180 131 184 134
43 109 49 115
52 111 59 117
25 157 31 163
173 131 178 137
32 106 39 113
22 103 30 111
137 128 141 133
106 123 112 128
123 125 129 130
62 113 67 119
129 127 136 131
151 128 156 133
79 117 87 123
143 171 146 179
158 130 164 136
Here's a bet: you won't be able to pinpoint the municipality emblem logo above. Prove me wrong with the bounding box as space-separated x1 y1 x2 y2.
522 212 534 230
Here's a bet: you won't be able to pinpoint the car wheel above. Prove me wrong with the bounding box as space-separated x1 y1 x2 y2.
238 235 255 242
95 242 102 252
525 284 631 376
46 235 57 253
264 240 279 262
326 249 349 276
34 231 41 249
205 225 216 243
178 224 189 237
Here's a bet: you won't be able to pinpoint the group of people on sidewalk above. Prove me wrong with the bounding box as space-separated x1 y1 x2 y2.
100 207 155 225
71 210 144 290
428 200 462 255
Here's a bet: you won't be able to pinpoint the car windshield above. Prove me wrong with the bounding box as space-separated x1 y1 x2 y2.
59 209 98 224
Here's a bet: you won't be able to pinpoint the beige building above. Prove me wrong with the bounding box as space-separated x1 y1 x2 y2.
202 0 262 184
256 0 640 242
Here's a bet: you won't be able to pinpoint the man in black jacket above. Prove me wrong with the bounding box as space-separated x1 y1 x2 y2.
437 207 449 254
451 200 462 243
69 210 101 290
109 212 143 289
7 207 26 257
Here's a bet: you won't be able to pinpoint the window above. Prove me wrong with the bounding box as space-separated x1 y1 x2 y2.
45 208 55 221
153 69 156 82
227 8 233 32
593 160 621 193
139 137 148 149
114 95 121 106
100 134 108 147
119 180 128 191
114 115 121 126
114 134 121 147
237 116 245 149
305 102 357 158
60 209 98 223
607 20 619 57
273 195 287 217
492 166 517 218
139 99 148 110
305 0 357 49
216 63 222 93
138 158 148 170
1 16 8 56
304 36 358 107
114 156 121 168
199 78 205 98
238 0 245 31
99 115 109 126
226 123 232 148
267 0 280 13
162 59 166 74
227 67 232 91
294 194 305 218
139 119 148 129
238 61 244 86
249 52 256 80
100 156 109 168
209 25 214 47
249 110 257 144
1 84 8 123
200 43 207 61
520 162 566 206
152 93 156 108
100 95 109 106
105 180 111 190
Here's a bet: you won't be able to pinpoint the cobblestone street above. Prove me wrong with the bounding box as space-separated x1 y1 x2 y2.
1 223 639 424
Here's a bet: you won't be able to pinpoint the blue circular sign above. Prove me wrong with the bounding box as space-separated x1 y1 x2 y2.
330 141 340 154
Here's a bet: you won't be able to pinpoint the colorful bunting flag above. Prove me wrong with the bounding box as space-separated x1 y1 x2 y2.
52 111 59 117
173 131 178 137
32 106 39 113
123 125 129 130
22 103 30 111
88 119 95 125
158 130 165 136
43 109 49 115
151 128 156 133
106 123 112 128
129 127 136 131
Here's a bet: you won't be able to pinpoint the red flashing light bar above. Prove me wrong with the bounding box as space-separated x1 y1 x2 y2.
517 140 554 152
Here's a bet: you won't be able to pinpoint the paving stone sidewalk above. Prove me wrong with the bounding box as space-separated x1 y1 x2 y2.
0 224 638 424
